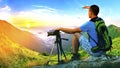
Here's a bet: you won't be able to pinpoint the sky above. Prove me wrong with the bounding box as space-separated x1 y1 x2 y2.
0 0 120 28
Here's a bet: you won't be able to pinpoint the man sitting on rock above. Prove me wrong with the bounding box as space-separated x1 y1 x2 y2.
55 5 106 61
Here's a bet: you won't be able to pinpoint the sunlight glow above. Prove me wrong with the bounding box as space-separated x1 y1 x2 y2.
26 24 30 28
0 12 11 21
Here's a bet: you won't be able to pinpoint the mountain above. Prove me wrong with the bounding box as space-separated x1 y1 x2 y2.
0 20 49 53
0 33 48 68
108 25 120 39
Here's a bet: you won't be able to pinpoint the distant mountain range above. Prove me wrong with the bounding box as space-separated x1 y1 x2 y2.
0 20 49 53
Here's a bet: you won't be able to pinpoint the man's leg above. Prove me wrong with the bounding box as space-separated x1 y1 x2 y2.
72 33 81 54
79 35 105 57
71 33 81 61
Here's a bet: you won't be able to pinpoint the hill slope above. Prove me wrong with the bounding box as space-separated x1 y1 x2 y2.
107 37 120 55
108 25 120 39
0 20 49 53
0 33 47 68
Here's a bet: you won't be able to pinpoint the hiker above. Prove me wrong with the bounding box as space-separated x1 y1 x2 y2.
55 5 111 61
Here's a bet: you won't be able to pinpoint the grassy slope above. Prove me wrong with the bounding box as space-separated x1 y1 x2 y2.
107 37 120 56
108 25 120 39
0 33 47 68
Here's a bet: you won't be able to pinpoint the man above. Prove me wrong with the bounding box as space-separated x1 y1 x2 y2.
56 5 105 61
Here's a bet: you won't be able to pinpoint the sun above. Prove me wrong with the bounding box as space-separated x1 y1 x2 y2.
26 24 30 28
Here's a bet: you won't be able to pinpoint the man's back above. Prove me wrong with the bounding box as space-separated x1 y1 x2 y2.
80 19 98 47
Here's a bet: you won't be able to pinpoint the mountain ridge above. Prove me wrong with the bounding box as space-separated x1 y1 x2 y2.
108 24 120 39
0 20 49 53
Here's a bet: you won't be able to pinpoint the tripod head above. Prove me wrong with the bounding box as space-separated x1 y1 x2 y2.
47 30 68 41
47 30 60 36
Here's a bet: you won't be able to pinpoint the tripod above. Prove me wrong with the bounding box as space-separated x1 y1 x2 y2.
45 31 68 65
56 31 68 64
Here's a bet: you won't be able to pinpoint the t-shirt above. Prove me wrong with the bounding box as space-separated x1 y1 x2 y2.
80 21 98 47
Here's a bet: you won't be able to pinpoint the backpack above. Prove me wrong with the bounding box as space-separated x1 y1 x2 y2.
89 17 112 53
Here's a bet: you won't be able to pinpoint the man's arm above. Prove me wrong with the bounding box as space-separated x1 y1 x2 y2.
56 27 82 34
82 6 90 9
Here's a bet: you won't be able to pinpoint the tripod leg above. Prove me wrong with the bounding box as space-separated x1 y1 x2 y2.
59 44 62 61
59 44 67 60
45 44 56 65
57 43 60 62
58 37 67 60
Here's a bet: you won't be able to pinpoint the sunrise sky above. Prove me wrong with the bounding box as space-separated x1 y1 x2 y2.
0 0 120 28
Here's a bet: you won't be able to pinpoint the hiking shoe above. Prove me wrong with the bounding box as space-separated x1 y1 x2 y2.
70 53 80 61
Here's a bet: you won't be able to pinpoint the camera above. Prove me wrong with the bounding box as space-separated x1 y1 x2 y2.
47 30 60 36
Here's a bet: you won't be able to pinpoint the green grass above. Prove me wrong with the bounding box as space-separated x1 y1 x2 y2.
0 33 48 68
107 37 120 56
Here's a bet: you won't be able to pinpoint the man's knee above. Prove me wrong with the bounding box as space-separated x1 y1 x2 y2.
73 33 82 39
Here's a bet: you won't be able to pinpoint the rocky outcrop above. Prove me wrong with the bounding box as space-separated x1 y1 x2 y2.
32 56 120 68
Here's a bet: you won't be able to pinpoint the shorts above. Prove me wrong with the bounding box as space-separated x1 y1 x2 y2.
79 35 105 57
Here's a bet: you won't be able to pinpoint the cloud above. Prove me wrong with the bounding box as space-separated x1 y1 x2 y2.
0 5 11 21
32 5 56 11
12 5 88 27
104 17 120 27
0 5 11 11
99 7 120 27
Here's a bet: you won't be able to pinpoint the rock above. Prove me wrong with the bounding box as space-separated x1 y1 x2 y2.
32 56 120 68
86 55 119 61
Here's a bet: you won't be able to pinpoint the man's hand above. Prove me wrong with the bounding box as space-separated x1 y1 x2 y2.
55 27 61 31
82 6 90 9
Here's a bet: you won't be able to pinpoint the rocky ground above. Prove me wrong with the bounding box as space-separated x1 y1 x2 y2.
32 56 120 68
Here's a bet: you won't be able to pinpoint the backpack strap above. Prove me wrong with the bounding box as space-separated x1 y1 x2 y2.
88 17 101 46
87 17 102 45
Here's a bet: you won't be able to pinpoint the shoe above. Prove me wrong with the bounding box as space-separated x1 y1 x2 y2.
70 53 80 61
